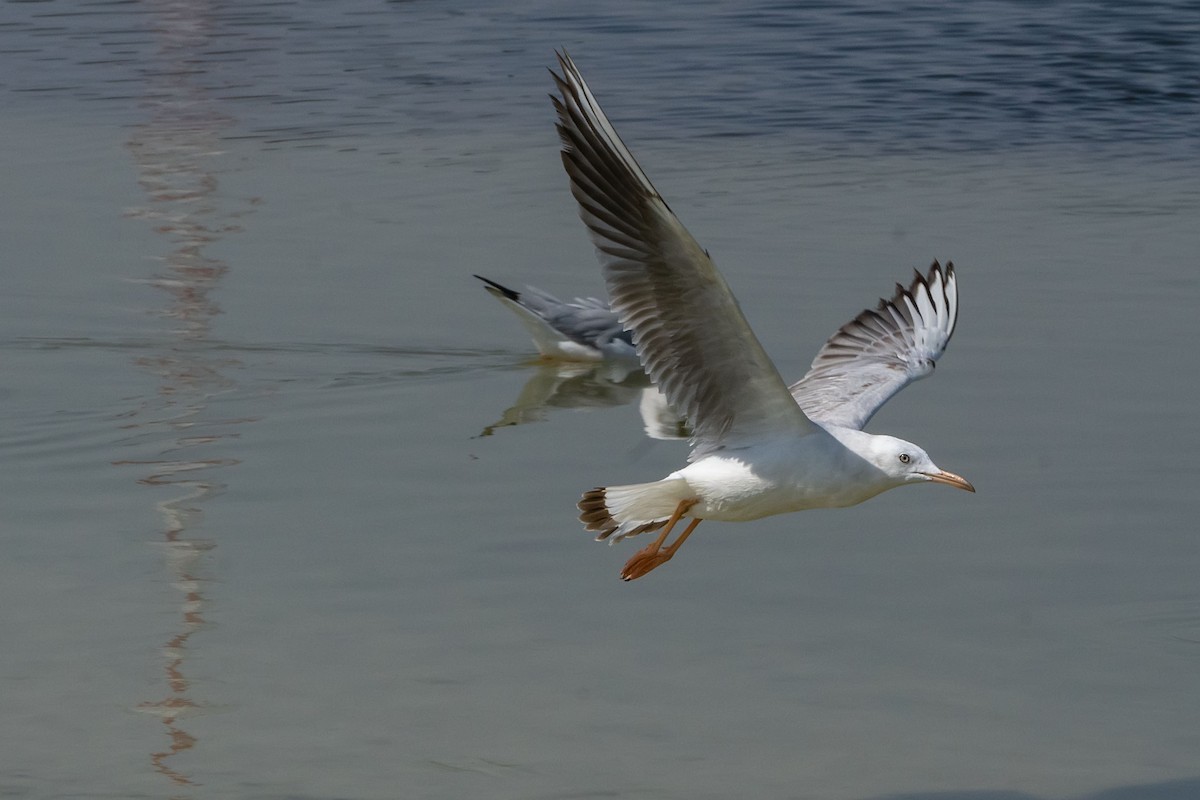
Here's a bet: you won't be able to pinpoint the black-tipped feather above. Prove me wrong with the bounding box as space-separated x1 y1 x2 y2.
789 261 958 430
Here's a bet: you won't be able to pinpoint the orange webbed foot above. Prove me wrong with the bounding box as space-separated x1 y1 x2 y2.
618 514 702 581
620 546 675 581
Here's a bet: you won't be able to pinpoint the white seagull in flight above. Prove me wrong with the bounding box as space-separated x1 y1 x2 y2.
551 51 975 581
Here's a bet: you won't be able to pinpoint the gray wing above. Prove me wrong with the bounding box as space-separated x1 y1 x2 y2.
476 275 633 354
551 51 816 457
789 261 958 430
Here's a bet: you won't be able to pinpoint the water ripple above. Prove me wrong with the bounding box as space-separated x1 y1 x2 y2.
2 0 1196 155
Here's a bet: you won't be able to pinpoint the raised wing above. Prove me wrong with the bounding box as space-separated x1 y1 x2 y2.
789 261 958 430
551 51 816 456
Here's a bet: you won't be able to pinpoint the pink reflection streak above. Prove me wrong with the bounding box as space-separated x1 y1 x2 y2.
119 0 260 791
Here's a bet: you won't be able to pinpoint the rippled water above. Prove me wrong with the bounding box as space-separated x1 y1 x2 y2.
7 1 1198 152
2 2 1198 799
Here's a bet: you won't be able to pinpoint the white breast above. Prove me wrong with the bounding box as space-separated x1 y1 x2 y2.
671 431 892 522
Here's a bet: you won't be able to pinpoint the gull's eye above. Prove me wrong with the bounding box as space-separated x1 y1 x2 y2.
898 453 911 464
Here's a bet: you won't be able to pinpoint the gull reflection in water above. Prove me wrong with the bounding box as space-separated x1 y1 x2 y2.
475 276 689 441
479 360 688 441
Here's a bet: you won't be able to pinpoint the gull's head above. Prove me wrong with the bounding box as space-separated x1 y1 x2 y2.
869 435 975 493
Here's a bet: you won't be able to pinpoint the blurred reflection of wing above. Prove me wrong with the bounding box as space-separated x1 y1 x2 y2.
480 361 690 440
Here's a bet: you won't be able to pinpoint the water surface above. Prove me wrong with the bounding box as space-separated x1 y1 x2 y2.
2 2 1198 799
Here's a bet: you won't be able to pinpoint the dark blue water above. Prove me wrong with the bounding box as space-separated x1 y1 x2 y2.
5 1 1198 154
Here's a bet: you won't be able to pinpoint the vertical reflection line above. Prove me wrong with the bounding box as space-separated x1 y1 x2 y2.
117 0 258 792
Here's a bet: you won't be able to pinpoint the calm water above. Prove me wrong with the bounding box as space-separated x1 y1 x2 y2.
2 2 1199 799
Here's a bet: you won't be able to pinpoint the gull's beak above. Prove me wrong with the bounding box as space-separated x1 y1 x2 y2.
926 469 976 493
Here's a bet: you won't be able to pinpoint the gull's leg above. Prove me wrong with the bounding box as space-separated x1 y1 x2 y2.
621 499 700 581
661 517 702 557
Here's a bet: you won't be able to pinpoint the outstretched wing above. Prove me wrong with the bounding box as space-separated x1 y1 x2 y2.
789 261 958 430
551 51 816 457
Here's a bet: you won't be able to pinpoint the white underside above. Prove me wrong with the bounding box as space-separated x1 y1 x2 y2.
601 428 899 541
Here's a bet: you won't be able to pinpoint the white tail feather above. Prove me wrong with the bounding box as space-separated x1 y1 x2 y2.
578 478 693 543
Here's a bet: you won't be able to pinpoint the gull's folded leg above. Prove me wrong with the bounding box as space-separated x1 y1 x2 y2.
620 499 700 581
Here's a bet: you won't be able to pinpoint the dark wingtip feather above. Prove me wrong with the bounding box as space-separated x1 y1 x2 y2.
874 259 955 323
475 275 521 302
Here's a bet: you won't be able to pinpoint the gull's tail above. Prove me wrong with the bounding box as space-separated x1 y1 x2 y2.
578 478 693 543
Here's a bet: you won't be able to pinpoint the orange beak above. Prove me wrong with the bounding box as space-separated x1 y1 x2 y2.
927 469 975 493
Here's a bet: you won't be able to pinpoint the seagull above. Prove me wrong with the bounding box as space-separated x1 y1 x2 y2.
551 51 975 581
475 275 636 361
